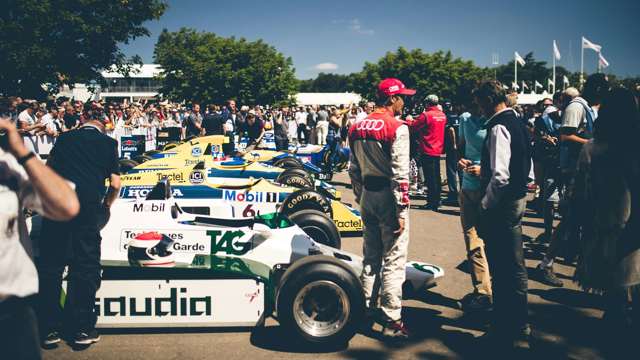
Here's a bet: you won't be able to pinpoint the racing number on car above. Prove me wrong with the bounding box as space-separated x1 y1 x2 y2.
242 204 256 217
207 230 250 255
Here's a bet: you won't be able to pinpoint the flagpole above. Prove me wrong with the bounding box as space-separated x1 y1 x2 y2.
597 52 601 73
552 42 556 94
580 37 584 86
514 53 517 87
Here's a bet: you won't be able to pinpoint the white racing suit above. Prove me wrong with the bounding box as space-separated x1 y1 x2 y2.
348 109 410 321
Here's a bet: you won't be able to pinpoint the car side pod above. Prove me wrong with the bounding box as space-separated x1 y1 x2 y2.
276 255 365 348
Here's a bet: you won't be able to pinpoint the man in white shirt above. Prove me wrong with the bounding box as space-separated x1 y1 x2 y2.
0 102 79 359
295 107 308 144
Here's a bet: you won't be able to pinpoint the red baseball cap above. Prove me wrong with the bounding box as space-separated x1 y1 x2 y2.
378 78 416 96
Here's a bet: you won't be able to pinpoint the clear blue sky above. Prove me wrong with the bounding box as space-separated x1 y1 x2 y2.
121 0 640 79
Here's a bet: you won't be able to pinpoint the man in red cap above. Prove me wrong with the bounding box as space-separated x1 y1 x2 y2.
348 78 414 339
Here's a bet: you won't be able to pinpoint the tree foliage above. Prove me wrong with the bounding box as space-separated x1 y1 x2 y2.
346 47 491 108
298 73 351 92
154 28 297 105
0 0 167 99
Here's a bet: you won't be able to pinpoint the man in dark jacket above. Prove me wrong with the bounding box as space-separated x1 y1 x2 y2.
37 107 121 347
474 80 532 348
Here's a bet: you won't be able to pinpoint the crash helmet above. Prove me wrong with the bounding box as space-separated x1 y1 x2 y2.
127 232 176 267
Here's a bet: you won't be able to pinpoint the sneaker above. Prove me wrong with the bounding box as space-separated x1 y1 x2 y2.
382 319 410 340
536 265 564 287
73 330 101 345
361 307 383 332
461 292 493 312
42 331 61 347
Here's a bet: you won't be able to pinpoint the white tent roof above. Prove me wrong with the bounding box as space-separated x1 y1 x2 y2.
294 92 362 106
101 64 162 78
517 91 553 105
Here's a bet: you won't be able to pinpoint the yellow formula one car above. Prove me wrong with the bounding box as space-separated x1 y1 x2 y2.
121 135 332 180
117 166 363 247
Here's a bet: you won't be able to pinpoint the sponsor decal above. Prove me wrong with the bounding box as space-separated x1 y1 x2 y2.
96 287 211 317
207 230 250 255
132 203 165 213
156 173 185 183
191 147 202 157
120 229 208 253
184 159 201 167
355 119 384 131
122 146 138 152
124 187 184 198
122 139 138 146
335 219 363 229
87 279 264 325
318 173 331 180
223 190 278 203
121 175 142 181
189 170 205 184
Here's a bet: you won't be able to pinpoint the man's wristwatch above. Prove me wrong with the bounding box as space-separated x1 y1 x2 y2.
17 151 36 165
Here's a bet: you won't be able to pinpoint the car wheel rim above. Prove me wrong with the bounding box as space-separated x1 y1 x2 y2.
292 280 350 338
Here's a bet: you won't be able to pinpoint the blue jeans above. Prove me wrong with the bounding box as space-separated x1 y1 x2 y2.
325 135 340 172
482 197 529 334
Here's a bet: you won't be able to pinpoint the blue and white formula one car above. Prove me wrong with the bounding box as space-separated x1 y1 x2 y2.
95 180 444 345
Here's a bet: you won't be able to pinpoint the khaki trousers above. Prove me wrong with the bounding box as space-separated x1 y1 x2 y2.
459 189 492 295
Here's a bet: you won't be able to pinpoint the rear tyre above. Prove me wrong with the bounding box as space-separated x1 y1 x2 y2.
118 159 139 174
288 210 341 249
277 256 364 346
274 156 304 170
276 168 314 189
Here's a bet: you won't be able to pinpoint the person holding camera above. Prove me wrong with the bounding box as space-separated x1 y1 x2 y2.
36 106 121 348
1 99 79 359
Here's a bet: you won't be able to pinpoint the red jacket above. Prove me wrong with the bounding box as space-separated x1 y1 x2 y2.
411 106 447 156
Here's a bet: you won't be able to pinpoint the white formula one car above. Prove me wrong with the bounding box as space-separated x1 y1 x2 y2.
95 180 444 345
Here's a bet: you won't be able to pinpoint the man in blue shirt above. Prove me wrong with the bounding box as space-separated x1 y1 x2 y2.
457 106 492 312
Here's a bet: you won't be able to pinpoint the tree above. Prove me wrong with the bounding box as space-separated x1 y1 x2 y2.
0 0 167 99
154 28 297 105
298 73 351 92
347 47 491 109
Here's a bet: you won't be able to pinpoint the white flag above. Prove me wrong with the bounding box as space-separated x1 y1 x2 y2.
563 75 570 85
522 81 529 89
553 40 561 60
535 81 543 89
502 84 509 90
582 36 602 52
598 53 610 68
548 78 554 86
512 81 519 90
514 51 526 66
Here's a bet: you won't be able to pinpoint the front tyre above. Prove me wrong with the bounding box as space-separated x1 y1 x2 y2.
277 256 364 346
276 168 314 189
288 210 341 249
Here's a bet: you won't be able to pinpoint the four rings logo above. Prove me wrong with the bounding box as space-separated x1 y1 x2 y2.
355 119 384 131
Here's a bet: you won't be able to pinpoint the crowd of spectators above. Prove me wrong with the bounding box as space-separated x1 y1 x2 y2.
1 95 379 156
